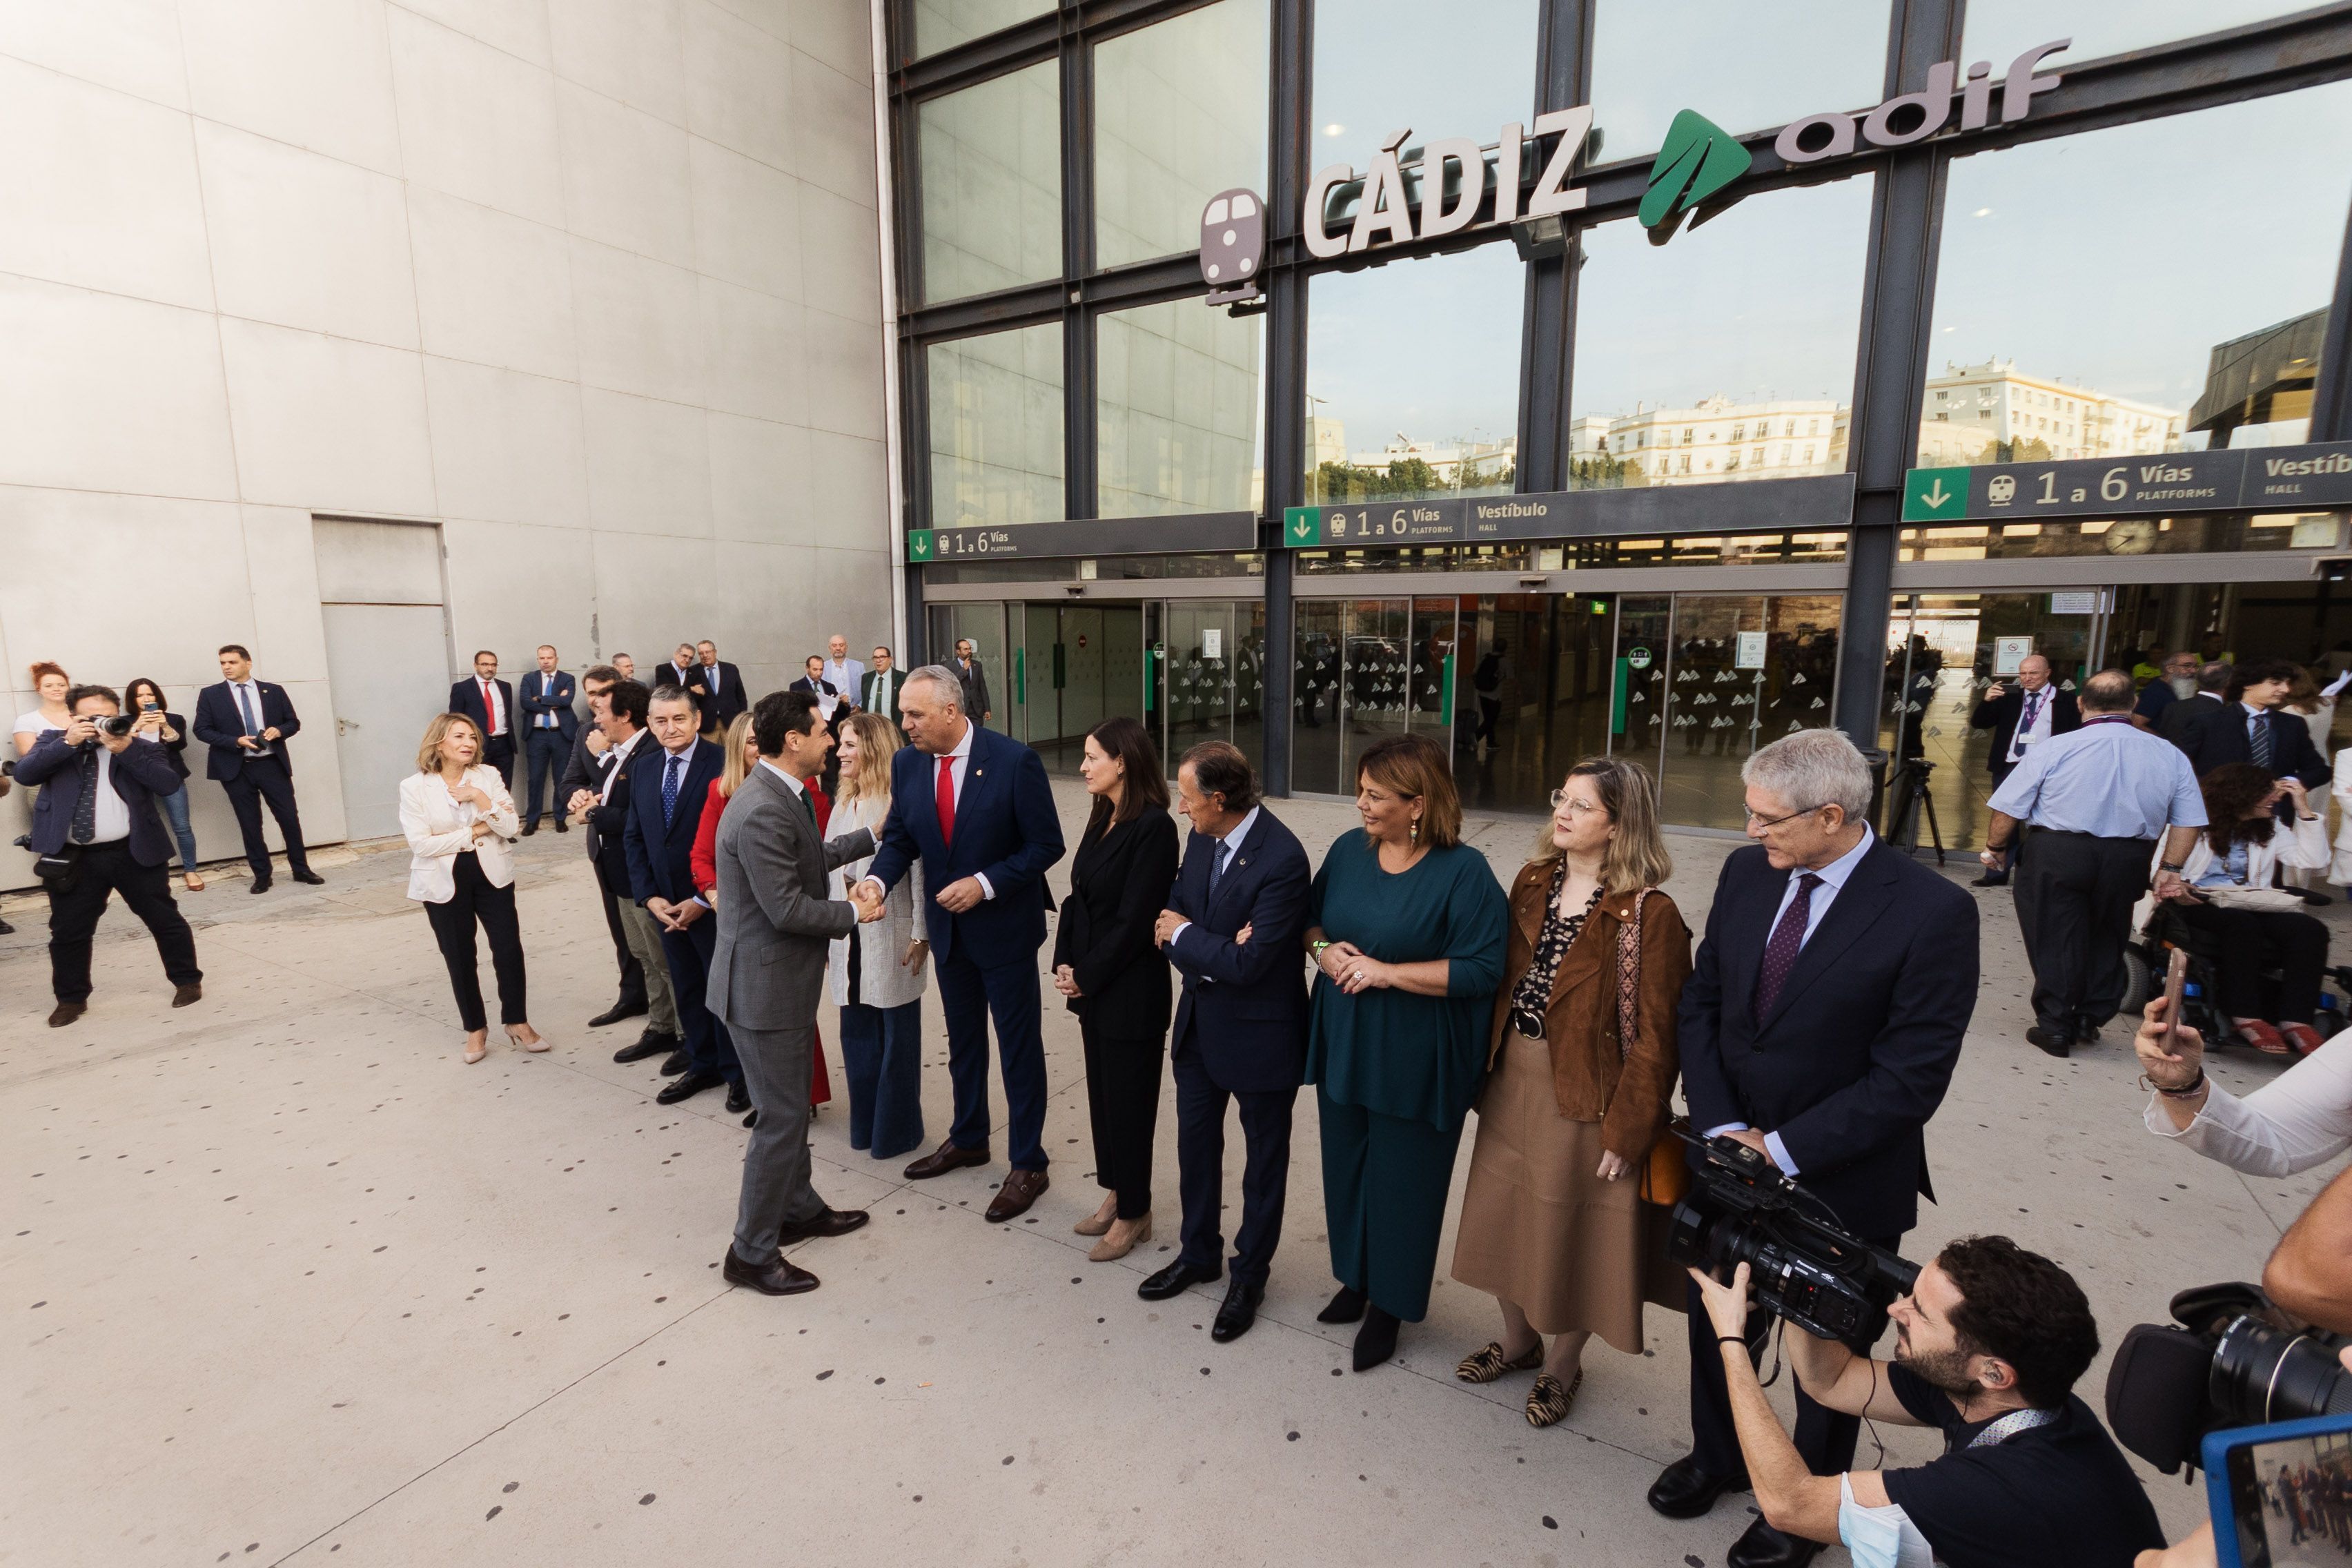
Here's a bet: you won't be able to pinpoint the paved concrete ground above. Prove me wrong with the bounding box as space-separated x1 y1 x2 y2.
6 783 2340 1566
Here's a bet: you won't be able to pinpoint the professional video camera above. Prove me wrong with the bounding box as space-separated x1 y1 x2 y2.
2106 1282 2352 1474
1666 1129 1920 1344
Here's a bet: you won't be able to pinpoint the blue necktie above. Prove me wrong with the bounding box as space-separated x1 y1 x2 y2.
663 752 684 827
1209 839 1231 901
2251 712 2274 770
237 684 259 736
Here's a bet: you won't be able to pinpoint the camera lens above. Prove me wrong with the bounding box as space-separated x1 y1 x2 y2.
2211 1315 2352 1425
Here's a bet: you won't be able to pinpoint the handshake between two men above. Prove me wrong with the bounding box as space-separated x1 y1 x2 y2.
847 873 988 921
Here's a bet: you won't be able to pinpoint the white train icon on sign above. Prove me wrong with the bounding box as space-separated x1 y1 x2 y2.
1200 187 1265 311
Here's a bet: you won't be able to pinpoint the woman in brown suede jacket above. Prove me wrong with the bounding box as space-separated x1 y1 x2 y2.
1449 756 1690 1428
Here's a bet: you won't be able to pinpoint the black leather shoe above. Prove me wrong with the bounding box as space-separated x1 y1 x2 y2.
902 1139 991 1180
248 878 272 895
1137 1259 1220 1302
1211 1277 1264 1342
1970 872 2008 888
553 819 568 833
612 1028 676 1064
724 1082 750 1115
1351 1305 1400 1371
520 821 538 836
1317 1284 1366 1324
656 1068 725 1105
47 1000 86 1028
2027 1026 2073 1058
658 1048 691 1077
2075 1015 2103 1044
291 869 326 885
1646 1454 1751 1520
776 1208 869 1244
722 1247 819 1296
1725 1516 1821 1568
0 917 15 934
589 998 649 1028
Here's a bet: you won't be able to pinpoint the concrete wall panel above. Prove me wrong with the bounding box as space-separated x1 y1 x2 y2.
217 318 438 517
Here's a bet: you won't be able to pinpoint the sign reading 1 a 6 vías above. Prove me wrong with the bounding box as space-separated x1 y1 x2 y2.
1901 442 2352 522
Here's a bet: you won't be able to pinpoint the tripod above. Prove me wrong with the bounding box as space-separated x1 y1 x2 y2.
1884 755 1946 866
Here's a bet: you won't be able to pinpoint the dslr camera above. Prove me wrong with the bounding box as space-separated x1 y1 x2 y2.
1667 1130 1921 1343
2106 1282 2352 1474
79 713 137 741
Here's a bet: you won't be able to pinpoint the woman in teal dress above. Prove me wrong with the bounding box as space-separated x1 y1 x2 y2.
1304 732 1509 1371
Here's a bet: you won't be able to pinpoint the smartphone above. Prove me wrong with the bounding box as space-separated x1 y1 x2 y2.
2203 1412 2352 1566
2160 948 2188 1057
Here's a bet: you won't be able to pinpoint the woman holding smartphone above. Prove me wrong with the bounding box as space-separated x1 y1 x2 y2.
124 677 204 892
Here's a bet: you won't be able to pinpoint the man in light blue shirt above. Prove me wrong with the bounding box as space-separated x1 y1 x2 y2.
1983 669 2206 1057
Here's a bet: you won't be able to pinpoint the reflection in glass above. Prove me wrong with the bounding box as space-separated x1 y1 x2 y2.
928 324 1065 527
1097 299 1264 518
1656 596 1843 831
919 61 1061 303
1310 0 1535 177
1571 179 1874 490
1962 1 2314 73
1587 0 1888 165
1304 246 1524 505
1293 534 1851 574
1921 84 2352 468
912 0 1053 61
1899 514 2342 560
1095 0 1269 269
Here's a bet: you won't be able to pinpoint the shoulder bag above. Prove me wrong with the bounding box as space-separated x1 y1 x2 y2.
1614 888 1692 1208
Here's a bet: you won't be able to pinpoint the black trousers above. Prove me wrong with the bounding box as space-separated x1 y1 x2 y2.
522 730 567 825
1172 1033 1295 1284
46 841 202 1001
1685 1230 1903 1480
482 734 517 792
424 853 527 1030
591 854 648 1008
219 754 309 880
2175 899 2329 1025
2013 829 2150 1032
1081 1015 1164 1219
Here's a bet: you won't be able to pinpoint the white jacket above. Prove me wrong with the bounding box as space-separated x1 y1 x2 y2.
2331 747 2352 885
399 766 520 903
2134 810 2329 934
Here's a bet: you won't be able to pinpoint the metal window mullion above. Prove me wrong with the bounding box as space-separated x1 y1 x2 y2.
1518 0 1591 496
1063 19 1096 523
1258 0 1309 796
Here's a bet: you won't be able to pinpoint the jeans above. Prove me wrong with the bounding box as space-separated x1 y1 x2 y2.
156 783 199 870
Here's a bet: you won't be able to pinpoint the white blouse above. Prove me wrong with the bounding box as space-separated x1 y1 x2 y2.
398 766 520 903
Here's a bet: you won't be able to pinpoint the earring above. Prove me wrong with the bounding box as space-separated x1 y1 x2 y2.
1410 819 1420 844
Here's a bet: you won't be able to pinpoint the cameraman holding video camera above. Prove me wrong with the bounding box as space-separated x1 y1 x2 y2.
17 685 203 1028
1692 1235 2164 1567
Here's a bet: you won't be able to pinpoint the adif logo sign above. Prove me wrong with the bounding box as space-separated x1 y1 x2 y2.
1776 39 2068 161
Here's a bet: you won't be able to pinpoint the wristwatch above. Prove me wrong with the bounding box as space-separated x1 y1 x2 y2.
2158 861 2186 872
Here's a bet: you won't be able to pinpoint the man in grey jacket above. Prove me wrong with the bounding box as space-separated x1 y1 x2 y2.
708 689 883 1297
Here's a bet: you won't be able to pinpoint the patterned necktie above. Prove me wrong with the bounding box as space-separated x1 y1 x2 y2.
70 745 100 844
1753 872 1823 1021
2251 712 2274 770
935 755 956 847
663 752 684 827
237 684 262 747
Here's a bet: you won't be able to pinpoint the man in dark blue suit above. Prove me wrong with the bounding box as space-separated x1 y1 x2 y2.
624 684 745 1113
1650 728 1977 1568
1136 741 1309 1342
517 644 578 836
853 664 1064 1221
20 685 204 1028
193 644 323 892
449 650 520 792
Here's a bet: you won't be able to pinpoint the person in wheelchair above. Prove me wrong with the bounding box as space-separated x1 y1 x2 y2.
2142 763 2331 1057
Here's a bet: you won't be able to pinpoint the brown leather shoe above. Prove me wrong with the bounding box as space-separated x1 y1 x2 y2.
775 1208 869 1245
48 1000 86 1028
172 983 202 1008
985 1168 1050 1223
902 1140 990 1181
722 1248 819 1295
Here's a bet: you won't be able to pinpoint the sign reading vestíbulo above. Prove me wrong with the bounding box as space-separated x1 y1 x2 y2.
906 512 1257 562
1280 476 1855 548
1900 442 2352 523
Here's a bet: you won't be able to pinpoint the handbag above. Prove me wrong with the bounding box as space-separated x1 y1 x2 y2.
1612 888 1692 1208
2199 883 2308 913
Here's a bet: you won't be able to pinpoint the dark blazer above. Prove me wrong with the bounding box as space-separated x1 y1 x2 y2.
192 680 302 781
17 732 184 866
1052 808 1180 1037
788 676 841 716
622 737 724 905
687 661 748 730
1163 807 1312 1094
1678 835 1977 1239
449 676 518 742
865 723 1064 966
2173 699 2328 787
861 668 904 725
953 656 992 721
584 733 652 884
520 669 579 741
1967 684 2079 776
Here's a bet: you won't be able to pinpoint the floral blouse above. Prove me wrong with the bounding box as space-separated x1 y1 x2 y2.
1507 861 1605 1039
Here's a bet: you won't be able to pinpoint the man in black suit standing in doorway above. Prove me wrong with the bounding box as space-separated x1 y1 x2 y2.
1965 652 2079 887
193 644 324 894
1649 727 1977 1568
450 650 518 792
689 640 747 737
517 644 577 835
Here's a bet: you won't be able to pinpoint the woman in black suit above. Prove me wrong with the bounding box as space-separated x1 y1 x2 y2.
1052 715 1179 1262
124 676 204 892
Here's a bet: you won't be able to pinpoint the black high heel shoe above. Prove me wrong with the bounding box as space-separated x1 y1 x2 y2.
1317 1284 1366 1324
1352 1306 1400 1371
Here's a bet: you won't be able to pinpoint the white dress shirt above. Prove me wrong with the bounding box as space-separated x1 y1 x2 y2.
597 729 644 805
477 678 507 736
2006 683 2055 763
1168 804 1260 948
1709 825 1879 1173
84 744 132 843
758 756 805 801
823 656 866 698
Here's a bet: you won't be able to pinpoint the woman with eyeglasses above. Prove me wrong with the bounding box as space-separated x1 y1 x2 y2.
1449 758 1689 1427
1302 732 1508 1371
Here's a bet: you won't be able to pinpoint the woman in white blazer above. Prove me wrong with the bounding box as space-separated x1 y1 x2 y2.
827 710 929 1159
401 712 543 1064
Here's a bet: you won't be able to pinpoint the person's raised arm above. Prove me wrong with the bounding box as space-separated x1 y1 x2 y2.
2264 1161 2352 1334
860 762 917 896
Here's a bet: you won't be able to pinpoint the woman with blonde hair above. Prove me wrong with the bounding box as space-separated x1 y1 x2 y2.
400 712 541 1063
692 711 829 1120
827 709 929 1159
1451 756 1691 1426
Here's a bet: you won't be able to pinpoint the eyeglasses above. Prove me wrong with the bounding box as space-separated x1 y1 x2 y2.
1743 803 1823 830
1547 789 1606 816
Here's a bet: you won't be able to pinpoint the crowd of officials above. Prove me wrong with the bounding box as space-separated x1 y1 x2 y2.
32 628 2352 1568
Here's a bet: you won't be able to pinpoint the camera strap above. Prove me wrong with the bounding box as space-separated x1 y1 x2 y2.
1961 1407 2057 1451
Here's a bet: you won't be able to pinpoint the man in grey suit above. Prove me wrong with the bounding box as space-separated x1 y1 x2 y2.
708 688 884 1297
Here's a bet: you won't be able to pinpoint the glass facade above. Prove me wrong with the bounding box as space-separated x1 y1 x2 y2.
919 61 1061 304
1587 0 1890 164
1921 83 2352 468
1571 179 1874 490
1961 0 2318 70
912 0 1053 61
1097 298 1264 517
1095 0 1271 270
928 324 1065 527
1308 0 1536 165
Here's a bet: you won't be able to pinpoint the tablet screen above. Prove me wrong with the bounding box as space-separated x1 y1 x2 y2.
2227 1428 2352 1565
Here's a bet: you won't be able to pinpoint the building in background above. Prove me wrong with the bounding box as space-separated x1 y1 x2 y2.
1918 360 2182 466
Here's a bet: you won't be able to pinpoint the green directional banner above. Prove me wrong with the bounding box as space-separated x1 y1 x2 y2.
1901 470 1967 522
905 529 935 562
1282 506 1319 548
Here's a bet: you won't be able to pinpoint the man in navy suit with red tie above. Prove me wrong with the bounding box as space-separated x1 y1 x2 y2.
450 650 519 792
854 664 1064 1222
1649 729 1977 1568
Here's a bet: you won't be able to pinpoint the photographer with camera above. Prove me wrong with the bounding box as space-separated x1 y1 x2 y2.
1691 1235 2163 1567
17 685 203 1028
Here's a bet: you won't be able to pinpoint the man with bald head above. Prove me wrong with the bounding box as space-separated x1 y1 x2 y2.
1967 651 2079 887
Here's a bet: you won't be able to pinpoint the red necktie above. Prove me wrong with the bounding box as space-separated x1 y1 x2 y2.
482 679 498 733
936 754 956 847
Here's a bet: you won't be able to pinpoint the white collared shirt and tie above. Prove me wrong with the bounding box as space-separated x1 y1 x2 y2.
226 677 272 756
533 672 563 729
1168 804 1260 950
1705 825 1879 1175
478 678 507 737
2007 684 2055 763
597 729 643 805
83 745 132 843
936 721 994 901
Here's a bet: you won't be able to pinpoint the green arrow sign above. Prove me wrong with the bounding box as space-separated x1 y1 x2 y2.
906 529 934 562
1282 506 1318 547
1901 470 1965 522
